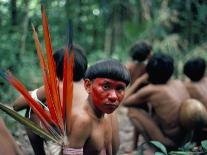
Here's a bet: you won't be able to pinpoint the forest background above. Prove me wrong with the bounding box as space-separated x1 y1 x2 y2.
0 0 207 133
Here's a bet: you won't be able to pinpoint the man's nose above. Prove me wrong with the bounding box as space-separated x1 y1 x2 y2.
108 90 118 102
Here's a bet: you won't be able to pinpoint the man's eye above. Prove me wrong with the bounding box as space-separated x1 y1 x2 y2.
102 84 110 90
116 86 125 92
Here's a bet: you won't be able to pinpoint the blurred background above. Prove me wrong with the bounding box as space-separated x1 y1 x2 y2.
0 0 207 132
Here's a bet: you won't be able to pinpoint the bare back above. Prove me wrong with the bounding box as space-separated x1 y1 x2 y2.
143 80 190 137
58 80 88 108
185 77 207 108
126 62 146 84
73 80 88 108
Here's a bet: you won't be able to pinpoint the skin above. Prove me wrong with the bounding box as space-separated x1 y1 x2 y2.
65 78 126 155
184 77 207 143
123 73 190 148
123 73 150 149
13 78 122 155
0 118 23 155
125 62 150 149
13 80 88 155
126 62 146 84
184 77 207 109
13 86 46 155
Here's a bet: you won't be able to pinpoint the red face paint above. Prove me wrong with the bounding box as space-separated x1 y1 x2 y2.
90 78 126 114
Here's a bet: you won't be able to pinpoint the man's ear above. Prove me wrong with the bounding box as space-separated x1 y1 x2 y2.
84 79 92 93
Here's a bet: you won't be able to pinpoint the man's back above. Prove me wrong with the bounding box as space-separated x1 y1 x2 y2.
185 77 207 108
142 80 190 137
126 62 146 84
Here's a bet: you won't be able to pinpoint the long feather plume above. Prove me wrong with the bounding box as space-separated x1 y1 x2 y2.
62 48 74 123
0 3 75 145
32 24 60 130
65 49 74 134
63 20 74 133
0 70 58 135
41 5 63 132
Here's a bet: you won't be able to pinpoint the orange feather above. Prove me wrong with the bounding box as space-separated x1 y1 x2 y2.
62 47 74 130
1 71 56 128
32 25 60 128
41 5 63 132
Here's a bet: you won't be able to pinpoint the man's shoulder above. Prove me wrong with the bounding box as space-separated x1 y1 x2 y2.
142 83 161 91
72 109 93 128
74 112 92 124
168 79 185 86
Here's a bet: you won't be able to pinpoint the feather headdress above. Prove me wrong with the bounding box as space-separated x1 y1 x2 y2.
0 4 73 146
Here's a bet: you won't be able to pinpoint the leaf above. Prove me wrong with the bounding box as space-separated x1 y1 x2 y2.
201 140 207 151
169 151 190 155
149 141 168 155
182 141 196 151
155 152 166 155
0 102 60 144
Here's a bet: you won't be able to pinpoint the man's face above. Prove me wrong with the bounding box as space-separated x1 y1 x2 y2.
85 78 126 114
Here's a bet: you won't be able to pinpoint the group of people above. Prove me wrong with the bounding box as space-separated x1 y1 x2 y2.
1 41 207 155
124 41 207 154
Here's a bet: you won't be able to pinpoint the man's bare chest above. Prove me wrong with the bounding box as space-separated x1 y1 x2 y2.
85 119 113 154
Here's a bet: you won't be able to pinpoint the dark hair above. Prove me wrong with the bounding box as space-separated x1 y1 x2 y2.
146 53 174 84
53 45 88 81
129 41 152 62
84 59 131 86
183 58 206 81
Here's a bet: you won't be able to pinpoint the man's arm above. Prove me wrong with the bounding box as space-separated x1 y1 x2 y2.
64 115 91 155
122 85 151 107
13 91 32 111
13 86 45 111
124 73 149 99
0 118 23 155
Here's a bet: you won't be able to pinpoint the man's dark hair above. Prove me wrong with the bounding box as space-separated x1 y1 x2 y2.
53 45 88 81
129 41 152 62
183 58 206 82
146 53 174 84
84 59 131 86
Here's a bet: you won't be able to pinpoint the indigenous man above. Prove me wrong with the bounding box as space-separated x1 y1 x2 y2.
63 59 130 155
183 57 207 144
13 45 88 155
183 57 207 108
123 53 190 151
125 40 152 149
126 40 152 84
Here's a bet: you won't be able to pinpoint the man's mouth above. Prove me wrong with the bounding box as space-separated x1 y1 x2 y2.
106 103 118 109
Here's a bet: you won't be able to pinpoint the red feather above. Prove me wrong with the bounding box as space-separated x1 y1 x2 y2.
32 25 60 128
41 5 63 132
3 72 56 129
62 47 74 131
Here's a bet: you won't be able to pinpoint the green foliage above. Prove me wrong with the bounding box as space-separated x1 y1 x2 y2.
145 140 207 155
201 140 207 151
149 141 168 155
1 0 207 130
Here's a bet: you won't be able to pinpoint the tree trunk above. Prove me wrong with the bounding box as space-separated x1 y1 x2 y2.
10 0 17 26
19 0 29 55
140 0 152 21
